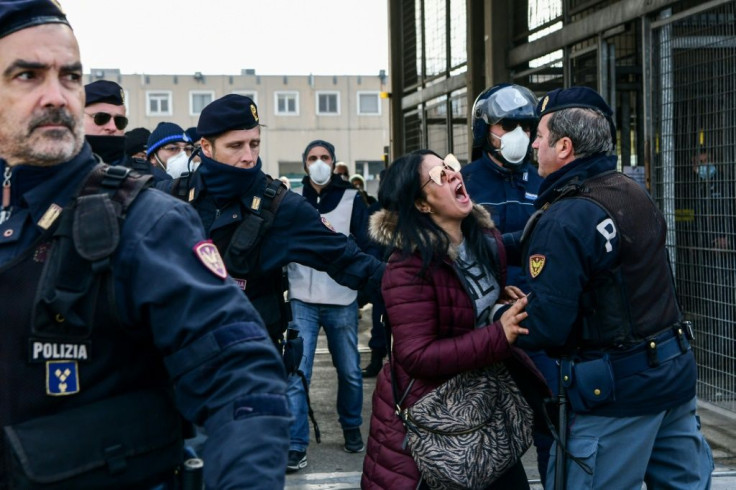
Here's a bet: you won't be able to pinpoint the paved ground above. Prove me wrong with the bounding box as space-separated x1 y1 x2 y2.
285 304 736 489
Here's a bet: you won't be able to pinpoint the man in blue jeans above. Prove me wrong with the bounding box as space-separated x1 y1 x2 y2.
286 140 372 471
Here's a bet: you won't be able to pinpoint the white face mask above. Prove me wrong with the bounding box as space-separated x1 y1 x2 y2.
166 151 190 179
491 125 530 164
308 160 332 185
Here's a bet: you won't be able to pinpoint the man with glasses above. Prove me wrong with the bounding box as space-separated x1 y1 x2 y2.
83 80 129 165
146 121 193 179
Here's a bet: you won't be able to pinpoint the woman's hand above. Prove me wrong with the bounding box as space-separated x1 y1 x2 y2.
500 295 529 344
500 285 525 304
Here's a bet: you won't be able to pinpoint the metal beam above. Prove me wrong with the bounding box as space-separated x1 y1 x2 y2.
401 73 468 109
508 0 678 67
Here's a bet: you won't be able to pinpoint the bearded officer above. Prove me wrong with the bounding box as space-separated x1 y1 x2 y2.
0 2 289 488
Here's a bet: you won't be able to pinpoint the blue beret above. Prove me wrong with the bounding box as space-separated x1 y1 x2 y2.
0 0 68 39
302 140 336 168
538 86 616 147
537 86 613 118
146 122 191 156
197 94 261 137
85 80 125 106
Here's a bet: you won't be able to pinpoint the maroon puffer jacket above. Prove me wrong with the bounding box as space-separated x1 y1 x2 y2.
361 206 550 490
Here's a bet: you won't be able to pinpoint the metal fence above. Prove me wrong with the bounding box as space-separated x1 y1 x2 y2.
650 1 736 412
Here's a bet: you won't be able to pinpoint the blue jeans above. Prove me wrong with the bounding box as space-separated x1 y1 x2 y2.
287 299 363 451
546 396 713 489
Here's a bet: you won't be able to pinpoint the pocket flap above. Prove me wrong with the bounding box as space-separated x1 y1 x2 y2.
4 389 182 483
574 356 615 403
567 436 598 459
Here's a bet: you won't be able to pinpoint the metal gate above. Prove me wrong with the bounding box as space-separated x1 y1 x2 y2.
649 0 736 413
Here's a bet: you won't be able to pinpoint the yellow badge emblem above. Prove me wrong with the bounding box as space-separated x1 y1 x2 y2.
250 104 259 122
529 254 546 278
540 96 549 113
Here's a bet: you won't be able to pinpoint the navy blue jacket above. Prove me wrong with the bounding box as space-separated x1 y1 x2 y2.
0 144 290 489
461 153 542 289
514 153 696 416
159 168 384 295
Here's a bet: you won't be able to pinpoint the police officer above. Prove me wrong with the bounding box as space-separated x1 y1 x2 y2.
462 83 542 287
461 83 556 481
512 86 713 488
0 2 289 488
159 94 384 352
83 80 128 165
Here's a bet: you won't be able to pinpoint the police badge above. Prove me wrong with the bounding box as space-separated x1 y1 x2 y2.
194 240 228 279
529 254 546 278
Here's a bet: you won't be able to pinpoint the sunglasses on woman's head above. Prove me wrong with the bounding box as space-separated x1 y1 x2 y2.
85 112 129 130
421 153 461 189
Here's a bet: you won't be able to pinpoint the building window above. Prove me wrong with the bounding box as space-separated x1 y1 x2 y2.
146 91 172 116
232 91 257 105
190 90 215 116
275 91 299 115
316 91 340 115
358 91 381 115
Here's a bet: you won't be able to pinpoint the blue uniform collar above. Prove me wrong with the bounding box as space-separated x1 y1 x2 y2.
536 153 617 208
198 154 263 206
2 143 96 225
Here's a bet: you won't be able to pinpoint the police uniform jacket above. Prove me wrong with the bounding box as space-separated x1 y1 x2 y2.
361 205 550 490
0 144 290 489
461 153 542 289
159 162 384 304
514 153 697 417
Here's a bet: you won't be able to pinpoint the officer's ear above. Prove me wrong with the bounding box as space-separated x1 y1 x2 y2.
200 137 215 159
557 136 574 160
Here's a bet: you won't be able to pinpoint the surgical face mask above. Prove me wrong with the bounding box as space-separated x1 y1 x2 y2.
166 151 191 179
698 164 716 180
308 160 332 185
491 125 530 164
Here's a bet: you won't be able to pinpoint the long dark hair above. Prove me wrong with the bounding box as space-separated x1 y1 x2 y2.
378 149 499 280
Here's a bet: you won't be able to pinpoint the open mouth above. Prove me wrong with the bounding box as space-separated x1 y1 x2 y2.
455 182 469 202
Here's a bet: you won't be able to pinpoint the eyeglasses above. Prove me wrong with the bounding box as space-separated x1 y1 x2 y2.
499 120 532 132
161 145 195 155
421 153 461 189
85 112 128 130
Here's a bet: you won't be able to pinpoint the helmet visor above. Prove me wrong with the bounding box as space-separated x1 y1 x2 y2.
477 86 538 125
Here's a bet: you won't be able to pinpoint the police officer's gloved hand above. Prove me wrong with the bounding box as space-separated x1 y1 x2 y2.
283 328 304 376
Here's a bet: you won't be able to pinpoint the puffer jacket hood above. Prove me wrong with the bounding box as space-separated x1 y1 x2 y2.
369 204 495 260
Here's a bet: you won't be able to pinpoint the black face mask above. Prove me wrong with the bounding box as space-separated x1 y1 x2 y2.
85 135 126 163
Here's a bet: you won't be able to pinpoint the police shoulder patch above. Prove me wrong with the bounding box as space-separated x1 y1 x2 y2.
321 217 336 232
529 254 546 278
193 240 228 279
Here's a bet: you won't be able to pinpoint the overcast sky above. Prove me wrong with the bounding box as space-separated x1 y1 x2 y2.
61 0 390 76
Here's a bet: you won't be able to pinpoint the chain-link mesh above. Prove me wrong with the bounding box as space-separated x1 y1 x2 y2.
652 2 736 411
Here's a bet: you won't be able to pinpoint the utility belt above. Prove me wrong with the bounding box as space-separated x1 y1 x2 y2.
3 389 185 490
561 322 693 413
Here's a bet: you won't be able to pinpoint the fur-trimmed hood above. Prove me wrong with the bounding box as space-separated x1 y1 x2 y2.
369 204 495 260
